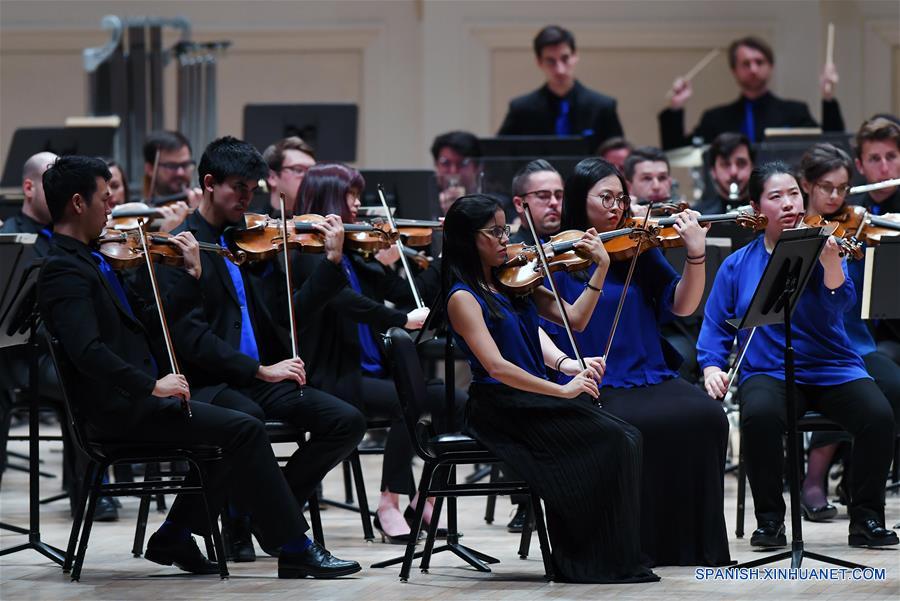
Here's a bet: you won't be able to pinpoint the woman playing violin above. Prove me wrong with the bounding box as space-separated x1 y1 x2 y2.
698 161 897 548
545 157 731 567
797 143 900 521
445 193 657 583
294 163 461 544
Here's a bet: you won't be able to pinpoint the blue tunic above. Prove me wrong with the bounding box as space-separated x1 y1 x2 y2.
546 248 681 388
448 282 546 384
697 236 869 385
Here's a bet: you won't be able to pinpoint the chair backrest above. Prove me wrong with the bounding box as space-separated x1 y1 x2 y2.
44 332 104 462
383 327 433 460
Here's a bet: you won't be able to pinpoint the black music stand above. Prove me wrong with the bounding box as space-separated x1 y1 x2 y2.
731 227 865 570
0 234 65 564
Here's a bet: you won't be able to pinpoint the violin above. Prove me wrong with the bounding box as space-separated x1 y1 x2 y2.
620 208 768 259
497 226 655 294
96 230 245 269
822 204 900 246
227 213 396 263
801 214 864 260
369 217 442 248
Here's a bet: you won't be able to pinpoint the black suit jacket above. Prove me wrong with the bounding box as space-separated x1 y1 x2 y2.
0 213 53 256
658 92 845 150
498 80 624 149
164 211 347 401
37 234 198 434
294 252 409 404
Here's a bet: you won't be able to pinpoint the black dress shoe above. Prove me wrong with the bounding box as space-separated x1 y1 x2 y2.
800 499 837 522
223 515 256 563
372 514 417 544
278 542 361 579
93 496 119 522
848 519 900 547
750 521 787 548
507 505 528 533
403 506 449 539
145 532 219 574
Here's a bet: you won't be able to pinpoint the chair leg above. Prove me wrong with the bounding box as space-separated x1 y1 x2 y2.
308 493 325 546
204 535 216 562
71 464 105 582
419 493 444 572
530 493 553 581
342 460 354 504
132 494 152 557
399 462 435 582
517 501 535 559
194 463 228 579
484 464 499 524
64 463 95 573
349 451 375 541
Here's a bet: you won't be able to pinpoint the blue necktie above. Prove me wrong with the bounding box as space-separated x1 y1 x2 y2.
869 203 882 216
39 227 53 239
555 99 571 136
220 235 260 361
90 251 135 318
743 99 756 143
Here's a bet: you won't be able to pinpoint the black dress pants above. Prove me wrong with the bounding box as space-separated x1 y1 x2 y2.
98 401 307 547
209 380 366 505
740 375 894 526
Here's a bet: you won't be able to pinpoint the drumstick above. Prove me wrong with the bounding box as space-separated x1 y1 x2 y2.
826 23 835 66
666 49 720 99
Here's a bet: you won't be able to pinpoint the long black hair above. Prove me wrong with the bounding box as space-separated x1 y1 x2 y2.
560 157 629 231
441 193 514 320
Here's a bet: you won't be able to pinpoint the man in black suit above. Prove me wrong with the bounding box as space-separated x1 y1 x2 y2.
508 158 563 246
37 155 360 578
659 36 845 150
849 116 900 215
165 137 366 561
498 25 624 150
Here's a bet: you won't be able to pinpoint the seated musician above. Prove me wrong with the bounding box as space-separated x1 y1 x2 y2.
698 161 898 548
509 159 563 245
262 136 316 217
294 162 463 544
659 36 844 150
798 143 900 519
545 157 731 567
694 132 755 216
596 136 633 176
444 193 657 583
162 137 366 565
37 155 361 578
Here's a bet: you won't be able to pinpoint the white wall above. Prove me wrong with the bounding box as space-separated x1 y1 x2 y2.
1 0 897 174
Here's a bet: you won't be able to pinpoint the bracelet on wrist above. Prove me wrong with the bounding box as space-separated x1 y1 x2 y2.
585 282 603 293
554 355 569 372
686 252 706 261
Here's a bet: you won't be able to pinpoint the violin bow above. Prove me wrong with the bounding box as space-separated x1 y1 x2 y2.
521 201 588 375
601 201 656 362
278 193 301 361
136 219 191 417
376 184 425 310
147 148 161 201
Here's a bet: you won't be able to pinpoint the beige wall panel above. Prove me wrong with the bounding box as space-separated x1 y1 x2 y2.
491 46 738 148
895 46 900 118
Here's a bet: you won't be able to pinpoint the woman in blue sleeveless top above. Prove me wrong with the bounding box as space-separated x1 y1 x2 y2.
797 144 900 520
445 193 658 583
698 162 897 548
546 157 731 567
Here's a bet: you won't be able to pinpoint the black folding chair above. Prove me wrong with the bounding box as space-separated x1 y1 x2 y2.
372 327 553 582
46 335 228 581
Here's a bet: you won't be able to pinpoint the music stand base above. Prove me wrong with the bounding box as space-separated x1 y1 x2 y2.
734 540 868 570
0 535 66 565
0 521 29 534
371 542 500 573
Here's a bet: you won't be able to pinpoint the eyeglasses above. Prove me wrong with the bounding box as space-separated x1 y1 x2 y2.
158 161 196 172
477 225 511 240
815 182 850 198
437 157 475 169
589 192 629 208
280 164 309 176
521 189 564 203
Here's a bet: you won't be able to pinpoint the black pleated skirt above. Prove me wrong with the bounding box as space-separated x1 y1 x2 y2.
466 383 659 584
600 377 733 567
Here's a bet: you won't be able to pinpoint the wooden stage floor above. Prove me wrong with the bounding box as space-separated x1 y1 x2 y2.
1 424 898 600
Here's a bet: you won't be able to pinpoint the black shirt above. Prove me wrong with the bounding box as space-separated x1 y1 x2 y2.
0 213 53 256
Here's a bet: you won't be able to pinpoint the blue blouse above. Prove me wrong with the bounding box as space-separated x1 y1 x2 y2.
448 282 547 384
545 247 681 388
341 255 385 377
697 236 869 386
